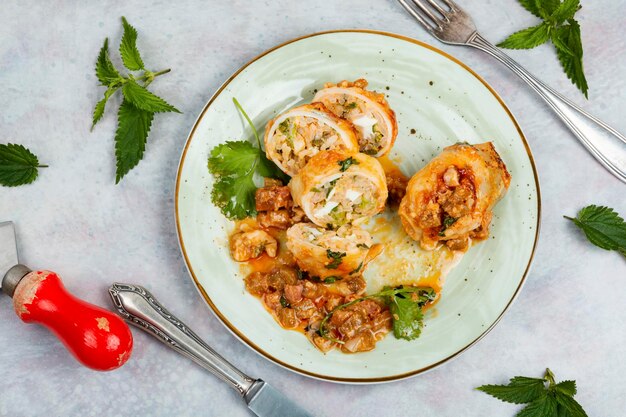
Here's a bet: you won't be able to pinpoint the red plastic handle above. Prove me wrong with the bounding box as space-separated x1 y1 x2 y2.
12 270 133 371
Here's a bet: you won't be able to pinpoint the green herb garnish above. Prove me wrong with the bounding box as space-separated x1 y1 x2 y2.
278 119 295 148
0 143 48 187
323 276 341 284
356 243 370 250
349 262 363 275
346 102 358 109
92 17 181 183
477 368 588 417
499 0 588 97
338 156 359 172
279 295 290 308
325 249 346 269
565 205 626 257
208 98 288 220
318 286 436 343
439 215 457 236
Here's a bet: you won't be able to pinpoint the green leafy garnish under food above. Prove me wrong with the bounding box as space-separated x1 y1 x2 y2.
323 276 341 284
318 286 436 343
0 143 48 187
92 17 181 183
338 156 359 172
564 205 626 258
325 249 346 269
208 98 287 220
499 0 588 98
477 368 588 417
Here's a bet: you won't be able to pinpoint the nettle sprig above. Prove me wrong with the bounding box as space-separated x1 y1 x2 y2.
499 0 588 98
92 17 180 183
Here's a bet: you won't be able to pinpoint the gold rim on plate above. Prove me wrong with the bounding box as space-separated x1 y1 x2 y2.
174 29 542 383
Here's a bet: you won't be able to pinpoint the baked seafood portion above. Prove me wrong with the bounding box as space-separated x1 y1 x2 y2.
289 150 388 228
313 79 397 157
264 103 359 176
399 142 511 252
286 223 375 280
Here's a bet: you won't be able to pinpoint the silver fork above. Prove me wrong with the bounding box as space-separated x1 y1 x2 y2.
398 0 626 184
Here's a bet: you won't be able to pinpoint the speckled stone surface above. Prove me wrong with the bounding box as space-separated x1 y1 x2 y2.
1 1 625 416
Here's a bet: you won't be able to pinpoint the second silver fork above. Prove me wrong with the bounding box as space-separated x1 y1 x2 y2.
398 0 626 184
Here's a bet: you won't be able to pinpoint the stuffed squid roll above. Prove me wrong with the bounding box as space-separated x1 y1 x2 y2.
399 142 511 252
264 103 359 176
313 79 397 157
289 150 388 228
286 223 374 279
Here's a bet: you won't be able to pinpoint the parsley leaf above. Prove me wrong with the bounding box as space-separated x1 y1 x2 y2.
338 156 359 172
92 17 179 183
478 369 589 417
120 17 144 71
318 286 436 343
497 23 551 49
114 100 154 183
501 0 588 97
208 99 288 220
122 79 180 113
0 143 48 187
565 205 626 257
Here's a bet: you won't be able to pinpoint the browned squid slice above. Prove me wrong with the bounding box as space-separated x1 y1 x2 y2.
399 142 511 252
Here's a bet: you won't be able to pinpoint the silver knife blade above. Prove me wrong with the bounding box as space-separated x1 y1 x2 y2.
0 221 19 289
245 380 314 417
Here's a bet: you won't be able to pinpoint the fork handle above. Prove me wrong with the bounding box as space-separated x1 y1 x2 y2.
468 33 626 183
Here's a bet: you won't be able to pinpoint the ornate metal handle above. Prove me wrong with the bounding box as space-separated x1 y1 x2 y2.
468 33 626 184
108 283 258 396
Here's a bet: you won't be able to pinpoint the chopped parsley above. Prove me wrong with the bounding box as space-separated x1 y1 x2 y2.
325 249 346 269
338 156 359 172
439 215 457 236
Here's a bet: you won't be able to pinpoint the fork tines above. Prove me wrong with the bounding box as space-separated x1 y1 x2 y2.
398 0 456 31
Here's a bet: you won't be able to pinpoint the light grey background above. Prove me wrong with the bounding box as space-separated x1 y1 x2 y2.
1 1 625 416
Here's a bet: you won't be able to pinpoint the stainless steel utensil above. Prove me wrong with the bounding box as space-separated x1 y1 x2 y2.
108 283 314 417
398 0 626 183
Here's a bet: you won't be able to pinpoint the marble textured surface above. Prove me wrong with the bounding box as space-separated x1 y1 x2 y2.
1 1 625 416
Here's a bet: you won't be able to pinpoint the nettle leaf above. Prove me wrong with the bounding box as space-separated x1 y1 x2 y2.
0 143 47 187
95 38 120 85
498 23 551 50
122 79 180 113
516 393 558 417
554 21 588 98
517 0 543 18
114 100 154 183
551 0 581 24
92 86 118 130
555 380 577 397
539 0 562 18
565 205 626 255
120 17 145 71
477 377 546 404
555 392 588 417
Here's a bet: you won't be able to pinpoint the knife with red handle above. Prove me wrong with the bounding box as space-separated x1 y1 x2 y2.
1 221 133 371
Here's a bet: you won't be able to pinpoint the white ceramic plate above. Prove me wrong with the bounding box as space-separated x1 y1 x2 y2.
175 30 540 383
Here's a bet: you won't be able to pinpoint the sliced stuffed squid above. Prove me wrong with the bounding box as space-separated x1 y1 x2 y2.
264 103 359 176
313 79 398 157
286 223 376 280
289 150 388 228
399 142 511 252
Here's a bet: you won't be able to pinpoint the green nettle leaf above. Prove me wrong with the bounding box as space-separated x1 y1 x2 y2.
506 0 588 97
92 86 118 130
551 0 581 24
122 79 180 113
497 23 551 49
516 393 558 417
477 377 546 404
95 38 120 85
0 143 47 187
114 100 154 183
478 369 589 417
565 205 626 256
554 21 588 98
119 16 145 71
517 0 543 18
92 17 179 183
